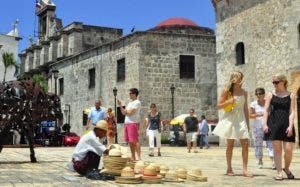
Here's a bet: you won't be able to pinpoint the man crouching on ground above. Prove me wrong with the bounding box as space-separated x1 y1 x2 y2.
71 120 113 180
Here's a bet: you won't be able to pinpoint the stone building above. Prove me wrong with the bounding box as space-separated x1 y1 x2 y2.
213 0 300 146
20 1 217 140
0 21 21 82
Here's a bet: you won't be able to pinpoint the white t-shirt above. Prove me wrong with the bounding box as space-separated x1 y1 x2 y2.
124 99 141 124
250 101 264 128
72 131 106 161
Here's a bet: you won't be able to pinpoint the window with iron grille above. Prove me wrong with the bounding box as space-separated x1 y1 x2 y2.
89 68 95 89
235 42 245 65
117 58 125 82
179 55 195 79
59 78 64 95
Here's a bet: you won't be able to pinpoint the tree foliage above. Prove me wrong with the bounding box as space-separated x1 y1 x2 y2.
32 74 48 92
2 52 18 82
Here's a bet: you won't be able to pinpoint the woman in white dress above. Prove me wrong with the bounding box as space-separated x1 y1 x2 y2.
213 71 252 177
250 88 274 169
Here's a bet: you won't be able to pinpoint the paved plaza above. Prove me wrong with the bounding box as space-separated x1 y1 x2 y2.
0 145 300 187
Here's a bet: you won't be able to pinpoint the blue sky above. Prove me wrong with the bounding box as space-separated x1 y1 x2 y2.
0 0 215 52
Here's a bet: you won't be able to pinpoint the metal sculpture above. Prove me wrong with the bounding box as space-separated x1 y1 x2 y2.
0 80 62 162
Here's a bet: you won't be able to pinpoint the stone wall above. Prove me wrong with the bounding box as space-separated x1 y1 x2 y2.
215 0 300 146
52 31 217 145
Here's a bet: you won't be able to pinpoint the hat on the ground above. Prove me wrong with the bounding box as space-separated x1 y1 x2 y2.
163 170 184 182
121 167 135 177
176 167 187 179
187 169 208 182
94 120 107 131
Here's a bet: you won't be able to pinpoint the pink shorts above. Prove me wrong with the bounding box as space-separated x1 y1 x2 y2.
124 123 139 143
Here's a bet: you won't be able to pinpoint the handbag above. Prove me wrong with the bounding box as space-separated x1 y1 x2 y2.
223 95 236 112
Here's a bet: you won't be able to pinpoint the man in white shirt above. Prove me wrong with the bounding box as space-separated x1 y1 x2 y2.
72 120 108 176
118 88 141 161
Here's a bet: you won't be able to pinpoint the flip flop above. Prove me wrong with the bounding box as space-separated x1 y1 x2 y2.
283 168 295 179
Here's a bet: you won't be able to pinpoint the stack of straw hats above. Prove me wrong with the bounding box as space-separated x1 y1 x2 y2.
142 164 162 184
186 169 208 182
102 144 129 176
115 167 142 184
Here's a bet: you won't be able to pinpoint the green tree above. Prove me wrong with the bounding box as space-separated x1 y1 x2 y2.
32 74 48 92
2 52 18 82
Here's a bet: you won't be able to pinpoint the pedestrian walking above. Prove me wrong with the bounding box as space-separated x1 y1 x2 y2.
118 88 141 162
213 70 252 177
250 88 274 169
198 115 209 149
263 74 296 180
145 103 162 157
183 109 199 153
85 100 107 130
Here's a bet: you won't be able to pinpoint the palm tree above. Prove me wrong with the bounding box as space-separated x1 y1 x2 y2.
2 52 17 82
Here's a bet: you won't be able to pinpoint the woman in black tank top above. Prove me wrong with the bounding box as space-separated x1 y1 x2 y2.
263 74 296 180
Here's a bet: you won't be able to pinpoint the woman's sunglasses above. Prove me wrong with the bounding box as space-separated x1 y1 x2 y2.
272 81 281 85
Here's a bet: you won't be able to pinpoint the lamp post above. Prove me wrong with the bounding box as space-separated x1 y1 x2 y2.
113 87 118 143
170 84 175 119
52 68 59 95
65 104 71 125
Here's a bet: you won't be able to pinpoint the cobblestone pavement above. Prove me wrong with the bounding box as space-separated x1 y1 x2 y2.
0 145 300 187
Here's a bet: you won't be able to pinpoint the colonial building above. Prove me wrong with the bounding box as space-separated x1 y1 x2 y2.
20 1 217 139
0 21 20 82
213 0 300 146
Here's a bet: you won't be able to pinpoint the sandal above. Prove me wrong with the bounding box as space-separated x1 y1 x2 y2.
283 168 295 179
274 174 283 181
148 153 154 157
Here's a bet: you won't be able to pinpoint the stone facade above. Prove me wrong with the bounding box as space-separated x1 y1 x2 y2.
0 34 19 82
20 2 217 142
214 0 300 146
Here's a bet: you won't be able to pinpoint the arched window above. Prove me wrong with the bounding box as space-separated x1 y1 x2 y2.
235 42 245 65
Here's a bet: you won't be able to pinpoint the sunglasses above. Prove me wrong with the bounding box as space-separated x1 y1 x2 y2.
272 81 281 85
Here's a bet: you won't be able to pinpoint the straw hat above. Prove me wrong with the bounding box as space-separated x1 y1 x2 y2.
143 165 157 176
163 170 184 182
176 167 187 179
109 148 122 157
187 169 207 182
149 163 160 173
134 161 146 174
121 167 135 177
94 120 107 131
159 165 169 176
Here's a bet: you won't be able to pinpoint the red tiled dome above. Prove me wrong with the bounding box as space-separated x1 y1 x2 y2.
156 17 199 28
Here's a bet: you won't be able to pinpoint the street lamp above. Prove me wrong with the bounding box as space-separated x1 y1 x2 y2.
52 68 59 94
64 104 71 125
170 84 175 119
113 87 118 143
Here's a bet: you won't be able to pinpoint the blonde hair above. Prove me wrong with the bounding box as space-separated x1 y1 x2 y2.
274 74 288 89
224 70 244 96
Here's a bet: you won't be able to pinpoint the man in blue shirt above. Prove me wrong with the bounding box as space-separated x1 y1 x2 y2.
86 100 107 130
